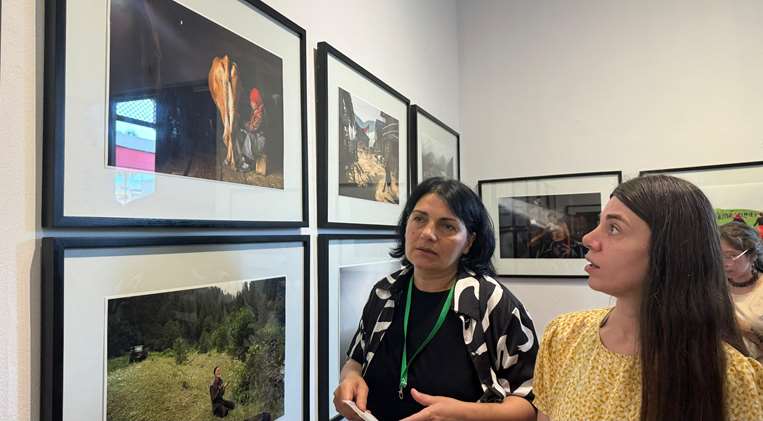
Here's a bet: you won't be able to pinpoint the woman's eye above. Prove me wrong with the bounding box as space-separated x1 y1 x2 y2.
607 224 620 235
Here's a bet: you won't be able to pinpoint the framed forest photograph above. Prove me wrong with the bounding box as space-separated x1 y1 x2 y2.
479 171 622 277
41 236 309 421
43 0 307 227
409 105 460 187
640 161 763 231
316 42 409 229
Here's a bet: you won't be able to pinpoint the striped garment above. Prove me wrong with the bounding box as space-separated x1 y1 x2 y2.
347 265 538 404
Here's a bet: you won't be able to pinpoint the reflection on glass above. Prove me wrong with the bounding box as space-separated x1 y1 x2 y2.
114 120 157 172
114 171 156 205
115 98 157 124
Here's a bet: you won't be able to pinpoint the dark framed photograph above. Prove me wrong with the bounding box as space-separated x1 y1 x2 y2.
43 0 307 227
316 42 410 229
409 105 460 187
478 171 622 277
41 235 309 421
317 234 400 421
640 161 763 229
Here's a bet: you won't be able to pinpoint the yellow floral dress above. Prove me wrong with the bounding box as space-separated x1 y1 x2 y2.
533 308 763 421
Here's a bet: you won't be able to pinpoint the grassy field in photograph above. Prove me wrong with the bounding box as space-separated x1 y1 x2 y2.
107 351 276 421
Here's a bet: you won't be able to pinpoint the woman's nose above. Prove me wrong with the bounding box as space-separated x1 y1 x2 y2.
582 229 599 251
420 222 437 240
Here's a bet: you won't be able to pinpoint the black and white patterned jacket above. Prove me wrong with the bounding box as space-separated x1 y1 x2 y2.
347 265 538 404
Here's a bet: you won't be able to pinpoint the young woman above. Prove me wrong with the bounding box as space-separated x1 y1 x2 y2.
720 221 763 363
534 175 763 421
333 178 538 421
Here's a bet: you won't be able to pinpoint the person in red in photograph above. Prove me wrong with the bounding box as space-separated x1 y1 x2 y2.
237 88 267 172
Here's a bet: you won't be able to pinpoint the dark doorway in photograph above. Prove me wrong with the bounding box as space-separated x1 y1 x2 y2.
108 0 285 189
106 277 285 421
498 193 600 259
337 87 399 203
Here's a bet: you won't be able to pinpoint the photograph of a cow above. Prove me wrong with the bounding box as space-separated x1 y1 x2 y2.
108 0 284 189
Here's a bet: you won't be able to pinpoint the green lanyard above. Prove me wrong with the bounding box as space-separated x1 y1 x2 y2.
398 277 455 399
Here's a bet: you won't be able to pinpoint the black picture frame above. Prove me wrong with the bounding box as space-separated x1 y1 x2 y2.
640 160 763 226
408 105 460 187
41 235 310 421
317 234 399 421
42 0 308 227
478 171 622 277
316 41 411 229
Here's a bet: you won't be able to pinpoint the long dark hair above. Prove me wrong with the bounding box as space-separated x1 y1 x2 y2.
390 177 496 277
612 175 747 421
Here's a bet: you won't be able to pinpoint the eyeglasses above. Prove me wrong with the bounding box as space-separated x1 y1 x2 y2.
722 249 750 262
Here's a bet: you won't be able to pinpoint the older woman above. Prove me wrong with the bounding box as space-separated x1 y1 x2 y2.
534 175 762 421
333 177 538 421
720 221 763 363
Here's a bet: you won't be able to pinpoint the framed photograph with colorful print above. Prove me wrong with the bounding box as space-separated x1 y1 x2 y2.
478 171 622 277
42 0 307 227
41 235 310 421
409 105 460 187
316 42 410 229
317 234 400 420
640 161 763 233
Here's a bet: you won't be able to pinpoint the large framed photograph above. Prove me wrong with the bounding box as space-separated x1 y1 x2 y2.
317 234 400 420
478 171 622 277
316 42 410 229
409 105 460 187
640 161 763 230
41 236 309 421
42 0 308 227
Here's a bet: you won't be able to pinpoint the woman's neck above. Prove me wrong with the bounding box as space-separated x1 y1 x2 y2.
600 297 640 355
413 267 458 292
729 273 762 292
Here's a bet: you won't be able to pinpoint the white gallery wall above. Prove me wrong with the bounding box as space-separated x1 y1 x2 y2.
4 0 763 419
0 1 459 420
459 0 763 335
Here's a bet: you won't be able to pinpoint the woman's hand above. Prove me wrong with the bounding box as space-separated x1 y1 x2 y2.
400 389 536 421
332 360 370 421
399 388 467 421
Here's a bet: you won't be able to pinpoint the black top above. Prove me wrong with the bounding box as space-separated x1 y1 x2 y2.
364 284 482 421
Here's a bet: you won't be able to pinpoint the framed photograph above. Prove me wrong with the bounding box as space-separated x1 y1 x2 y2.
640 161 763 229
42 0 308 227
478 171 622 277
409 105 460 187
41 235 309 421
316 42 410 229
317 234 400 421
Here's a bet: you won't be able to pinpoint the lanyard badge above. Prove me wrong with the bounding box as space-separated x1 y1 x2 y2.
398 277 455 399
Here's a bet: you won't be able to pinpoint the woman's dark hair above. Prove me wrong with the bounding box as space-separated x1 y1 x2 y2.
390 177 496 277
611 175 746 421
719 221 763 274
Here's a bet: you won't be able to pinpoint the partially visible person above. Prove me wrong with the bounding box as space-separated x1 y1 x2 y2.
720 221 763 363
333 177 538 421
536 218 587 259
754 211 763 238
733 212 747 223
210 366 236 417
533 175 763 421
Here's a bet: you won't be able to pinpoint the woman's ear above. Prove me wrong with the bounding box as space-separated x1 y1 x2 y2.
463 232 476 255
